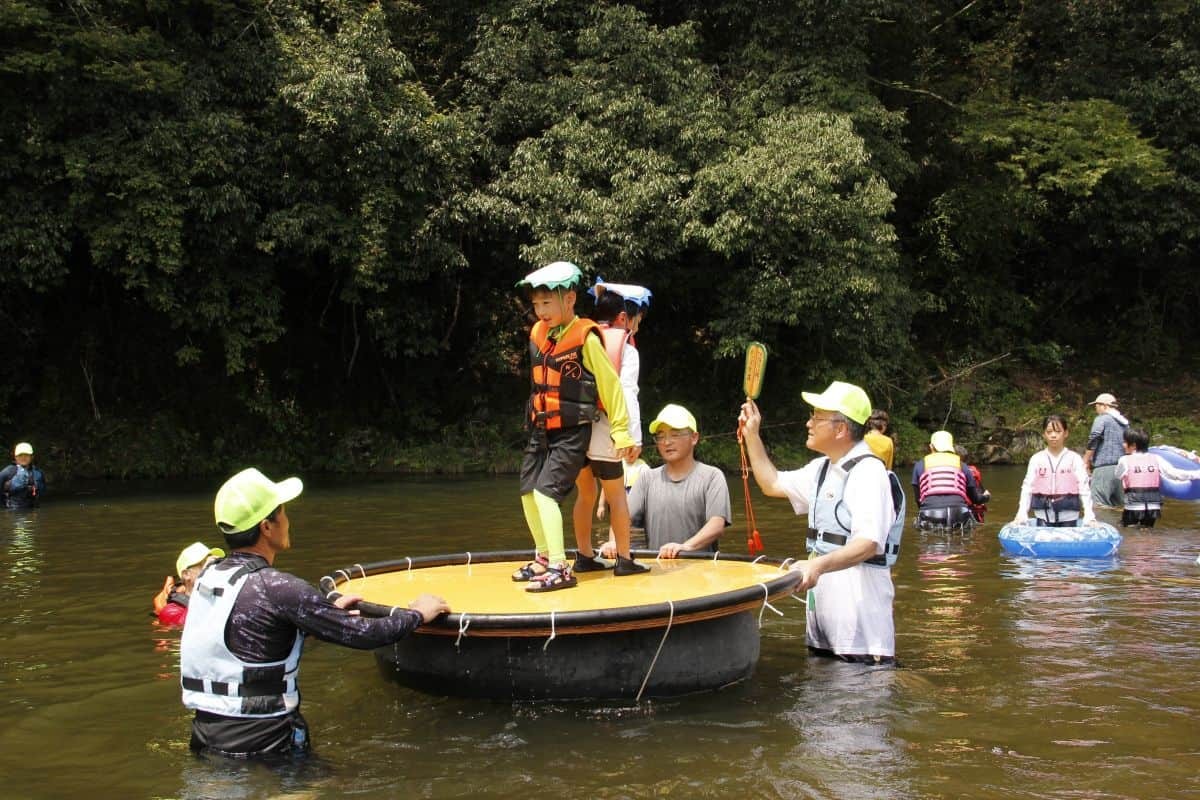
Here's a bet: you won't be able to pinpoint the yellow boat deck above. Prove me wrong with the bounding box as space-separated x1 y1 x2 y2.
337 557 797 633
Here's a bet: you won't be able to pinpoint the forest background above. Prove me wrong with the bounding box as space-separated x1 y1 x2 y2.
3 0 1199 480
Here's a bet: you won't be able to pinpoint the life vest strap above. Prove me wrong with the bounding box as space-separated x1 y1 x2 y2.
806 528 899 565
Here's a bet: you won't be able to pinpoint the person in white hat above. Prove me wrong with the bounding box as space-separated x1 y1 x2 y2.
738 382 905 664
152 542 226 626
1084 392 1130 507
179 467 450 758
571 280 654 575
909 430 988 531
0 442 46 510
597 404 732 559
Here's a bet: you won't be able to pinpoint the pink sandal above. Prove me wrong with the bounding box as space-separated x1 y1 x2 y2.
512 554 550 582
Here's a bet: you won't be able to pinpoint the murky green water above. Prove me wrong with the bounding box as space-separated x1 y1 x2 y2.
1 467 1198 799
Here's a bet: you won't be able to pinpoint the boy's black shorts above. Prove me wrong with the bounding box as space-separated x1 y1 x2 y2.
520 425 591 502
584 457 623 481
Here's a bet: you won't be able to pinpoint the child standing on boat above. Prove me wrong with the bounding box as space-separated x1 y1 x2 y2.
571 280 652 576
1013 414 1097 527
514 262 645 592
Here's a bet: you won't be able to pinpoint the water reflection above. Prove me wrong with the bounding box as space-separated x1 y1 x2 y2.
1 470 1199 799
4 511 42 625
778 659 914 800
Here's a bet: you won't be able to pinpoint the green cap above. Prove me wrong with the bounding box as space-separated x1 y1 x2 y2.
516 261 583 290
801 381 872 425
176 542 225 577
649 403 699 435
214 467 303 535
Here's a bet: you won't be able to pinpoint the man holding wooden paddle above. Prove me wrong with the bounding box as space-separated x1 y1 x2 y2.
738 381 903 664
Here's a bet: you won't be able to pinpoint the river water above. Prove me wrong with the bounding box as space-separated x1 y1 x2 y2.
1 466 1198 799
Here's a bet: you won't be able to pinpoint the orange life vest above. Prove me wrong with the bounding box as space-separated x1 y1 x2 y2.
529 318 602 430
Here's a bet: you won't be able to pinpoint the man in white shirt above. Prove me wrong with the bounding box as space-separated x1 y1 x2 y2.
738 381 900 663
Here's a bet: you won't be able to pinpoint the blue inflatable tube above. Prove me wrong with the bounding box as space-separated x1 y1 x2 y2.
1149 446 1200 501
999 521 1122 558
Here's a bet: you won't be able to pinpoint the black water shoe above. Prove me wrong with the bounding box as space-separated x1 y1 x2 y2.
613 555 649 576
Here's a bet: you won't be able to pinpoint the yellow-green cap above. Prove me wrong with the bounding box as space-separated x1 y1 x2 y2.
930 430 955 453
516 261 583 290
649 403 698 435
176 542 225 577
13 442 33 456
214 467 303 534
801 381 872 425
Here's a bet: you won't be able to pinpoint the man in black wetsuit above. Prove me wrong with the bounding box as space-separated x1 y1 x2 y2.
179 467 450 758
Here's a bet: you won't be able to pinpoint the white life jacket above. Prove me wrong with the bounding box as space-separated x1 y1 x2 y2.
180 560 303 718
806 453 905 568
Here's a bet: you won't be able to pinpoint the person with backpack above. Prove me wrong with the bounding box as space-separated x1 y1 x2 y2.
738 381 905 664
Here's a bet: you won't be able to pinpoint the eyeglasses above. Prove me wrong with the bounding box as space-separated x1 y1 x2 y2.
808 413 844 428
653 430 693 443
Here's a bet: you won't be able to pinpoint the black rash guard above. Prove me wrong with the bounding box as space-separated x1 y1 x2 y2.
186 551 423 757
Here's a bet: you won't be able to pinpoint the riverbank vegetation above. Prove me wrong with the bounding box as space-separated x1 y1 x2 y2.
3 1 1198 480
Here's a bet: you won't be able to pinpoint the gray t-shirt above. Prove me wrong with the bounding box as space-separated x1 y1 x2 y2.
627 462 732 551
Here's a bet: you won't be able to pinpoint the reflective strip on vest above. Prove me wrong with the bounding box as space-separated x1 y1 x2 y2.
179 563 303 718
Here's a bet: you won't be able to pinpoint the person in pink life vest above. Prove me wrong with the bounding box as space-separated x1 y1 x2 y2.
1014 414 1096 527
1115 427 1200 527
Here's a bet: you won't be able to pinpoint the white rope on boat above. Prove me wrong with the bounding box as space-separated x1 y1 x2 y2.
335 569 350 583
712 550 720 562
319 576 336 598
757 582 783 628
542 611 557 652
353 564 366 579
455 614 471 650
636 600 675 703
752 555 767 564
779 557 795 570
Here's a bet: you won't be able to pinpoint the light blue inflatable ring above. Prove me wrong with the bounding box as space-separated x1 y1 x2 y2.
1149 446 1200 501
999 521 1122 558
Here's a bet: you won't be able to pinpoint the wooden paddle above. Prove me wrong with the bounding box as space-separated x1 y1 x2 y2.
739 342 768 554
743 341 768 400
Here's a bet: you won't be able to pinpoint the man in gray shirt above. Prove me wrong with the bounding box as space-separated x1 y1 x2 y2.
1084 392 1129 507
603 404 731 558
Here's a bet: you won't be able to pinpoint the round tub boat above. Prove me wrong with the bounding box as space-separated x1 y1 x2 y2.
1149 445 1200 501
998 521 1122 558
320 550 801 701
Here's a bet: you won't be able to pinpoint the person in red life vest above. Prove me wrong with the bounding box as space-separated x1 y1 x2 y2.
955 445 990 523
1013 414 1096 527
571 280 652 576
154 542 226 625
513 262 645 592
911 431 987 530
1116 427 1200 527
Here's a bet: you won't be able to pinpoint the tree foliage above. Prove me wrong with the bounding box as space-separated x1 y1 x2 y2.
0 0 1196 474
